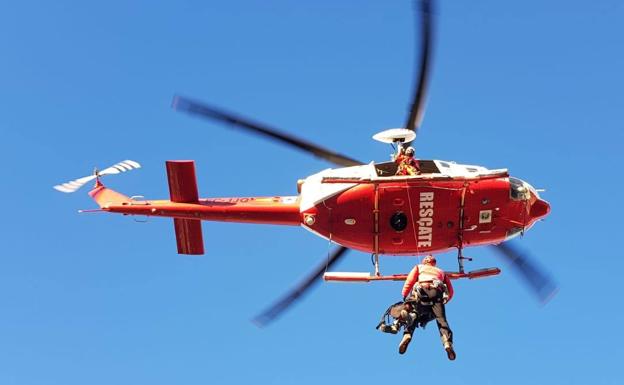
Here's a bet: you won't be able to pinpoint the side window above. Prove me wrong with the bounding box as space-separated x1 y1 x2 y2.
390 212 408 232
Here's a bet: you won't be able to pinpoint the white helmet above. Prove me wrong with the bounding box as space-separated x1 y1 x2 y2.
423 255 437 265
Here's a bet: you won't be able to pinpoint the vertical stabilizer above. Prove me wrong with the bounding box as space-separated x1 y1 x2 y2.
89 181 132 208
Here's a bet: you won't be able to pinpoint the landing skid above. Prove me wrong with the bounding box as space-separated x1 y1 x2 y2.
446 267 500 280
324 247 501 283
450 247 501 279
323 267 500 283
324 272 408 282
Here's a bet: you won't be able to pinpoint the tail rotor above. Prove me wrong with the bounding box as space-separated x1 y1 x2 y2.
53 160 141 193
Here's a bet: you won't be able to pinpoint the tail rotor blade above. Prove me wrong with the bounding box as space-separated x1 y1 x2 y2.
172 95 362 167
99 160 141 176
252 246 350 327
493 242 558 303
53 160 141 193
405 0 435 145
53 175 97 193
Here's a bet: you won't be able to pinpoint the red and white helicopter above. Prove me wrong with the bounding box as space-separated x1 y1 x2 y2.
55 0 555 325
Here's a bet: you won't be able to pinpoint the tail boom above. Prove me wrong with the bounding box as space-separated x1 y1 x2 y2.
99 197 302 226
87 160 301 256
89 181 132 207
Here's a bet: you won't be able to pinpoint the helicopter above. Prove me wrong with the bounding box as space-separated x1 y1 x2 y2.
54 0 556 326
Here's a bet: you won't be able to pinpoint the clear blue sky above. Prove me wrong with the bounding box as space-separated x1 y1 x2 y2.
1 1 622 384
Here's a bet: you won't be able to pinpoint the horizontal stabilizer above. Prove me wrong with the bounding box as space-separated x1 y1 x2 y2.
174 218 204 255
166 160 205 255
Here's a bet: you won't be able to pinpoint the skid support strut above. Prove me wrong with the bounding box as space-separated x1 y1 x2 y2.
456 185 472 273
373 183 381 277
457 248 473 274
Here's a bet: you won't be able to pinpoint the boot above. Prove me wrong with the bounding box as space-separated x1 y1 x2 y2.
444 341 456 361
398 333 412 355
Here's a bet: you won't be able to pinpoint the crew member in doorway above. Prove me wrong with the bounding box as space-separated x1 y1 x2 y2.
395 146 420 176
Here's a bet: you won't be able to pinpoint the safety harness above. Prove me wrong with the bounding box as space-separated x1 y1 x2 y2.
376 280 448 334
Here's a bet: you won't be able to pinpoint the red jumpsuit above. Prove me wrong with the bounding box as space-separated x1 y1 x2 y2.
401 263 454 346
395 154 420 176
402 264 454 301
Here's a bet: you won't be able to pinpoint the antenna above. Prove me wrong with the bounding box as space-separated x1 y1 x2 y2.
372 128 417 160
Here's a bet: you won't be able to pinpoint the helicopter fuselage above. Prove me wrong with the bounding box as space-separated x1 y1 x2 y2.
299 160 549 255
91 159 549 256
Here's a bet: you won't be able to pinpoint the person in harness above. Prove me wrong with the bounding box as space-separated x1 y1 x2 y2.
399 255 456 360
395 146 420 176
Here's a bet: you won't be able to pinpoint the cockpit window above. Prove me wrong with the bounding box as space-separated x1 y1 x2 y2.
505 227 523 241
509 177 530 201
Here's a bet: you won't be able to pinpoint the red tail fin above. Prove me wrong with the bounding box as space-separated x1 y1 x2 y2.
89 181 132 208
173 218 204 255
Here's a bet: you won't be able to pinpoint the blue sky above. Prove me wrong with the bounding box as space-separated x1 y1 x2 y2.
1 1 623 384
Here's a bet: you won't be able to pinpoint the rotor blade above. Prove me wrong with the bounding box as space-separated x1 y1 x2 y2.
404 0 434 145
252 246 350 327
493 242 558 303
172 96 362 167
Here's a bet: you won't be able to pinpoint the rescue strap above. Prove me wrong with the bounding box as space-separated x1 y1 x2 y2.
376 299 437 333
376 301 405 330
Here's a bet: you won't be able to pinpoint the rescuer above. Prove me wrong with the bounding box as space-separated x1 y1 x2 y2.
399 255 456 360
395 146 420 176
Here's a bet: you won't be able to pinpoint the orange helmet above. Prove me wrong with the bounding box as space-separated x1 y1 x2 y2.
423 255 437 265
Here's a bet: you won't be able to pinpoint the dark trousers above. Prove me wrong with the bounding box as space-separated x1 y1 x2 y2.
406 287 453 346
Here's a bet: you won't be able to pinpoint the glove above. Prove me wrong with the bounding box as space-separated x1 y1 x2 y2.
442 293 449 304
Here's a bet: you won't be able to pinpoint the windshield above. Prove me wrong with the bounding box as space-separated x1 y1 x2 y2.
505 227 523 241
509 177 530 201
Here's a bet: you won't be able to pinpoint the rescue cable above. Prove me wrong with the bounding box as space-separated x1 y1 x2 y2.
404 180 420 256
323 202 334 274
